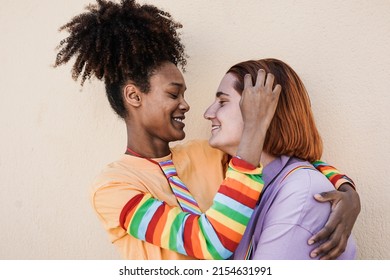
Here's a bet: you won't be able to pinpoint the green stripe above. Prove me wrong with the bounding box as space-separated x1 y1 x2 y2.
212 201 250 226
324 171 337 179
129 197 155 238
312 160 325 167
226 167 264 186
198 217 222 260
247 173 264 185
169 213 185 251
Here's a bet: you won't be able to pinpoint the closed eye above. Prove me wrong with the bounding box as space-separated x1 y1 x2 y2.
218 100 227 106
168 93 178 99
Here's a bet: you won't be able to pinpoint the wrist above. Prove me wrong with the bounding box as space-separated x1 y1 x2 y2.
338 183 355 192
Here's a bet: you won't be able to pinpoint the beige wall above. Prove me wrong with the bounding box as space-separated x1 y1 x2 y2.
0 0 389 259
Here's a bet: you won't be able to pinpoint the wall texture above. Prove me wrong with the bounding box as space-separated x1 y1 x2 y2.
0 0 389 259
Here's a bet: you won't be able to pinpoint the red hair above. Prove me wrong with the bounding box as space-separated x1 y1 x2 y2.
227 58 322 162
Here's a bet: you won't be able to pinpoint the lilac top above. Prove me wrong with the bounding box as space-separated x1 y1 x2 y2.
232 156 356 260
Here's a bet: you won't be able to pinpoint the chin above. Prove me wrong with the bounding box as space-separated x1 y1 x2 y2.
209 138 237 156
208 138 224 152
174 131 186 141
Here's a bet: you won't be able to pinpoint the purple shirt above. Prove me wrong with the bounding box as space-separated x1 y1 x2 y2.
232 156 356 260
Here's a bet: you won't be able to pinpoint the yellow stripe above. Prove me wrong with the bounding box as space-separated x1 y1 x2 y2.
226 170 262 192
171 184 192 197
160 208 180 248
126 194 152 234
207 208 245 234
177 199 201 212
197 227 212 260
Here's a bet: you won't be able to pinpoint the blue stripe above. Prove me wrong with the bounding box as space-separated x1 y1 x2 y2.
175 215 189 255
159 160 173 166
199 215 232 259
181 204 202 215
170 183 197 204
214 193 253 218
169 177 188 190
137 200 163 240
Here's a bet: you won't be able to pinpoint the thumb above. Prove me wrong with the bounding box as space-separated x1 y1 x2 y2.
314 191 337 202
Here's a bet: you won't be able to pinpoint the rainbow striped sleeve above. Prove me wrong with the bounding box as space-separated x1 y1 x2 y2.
119 157 263 260
312 160 356 190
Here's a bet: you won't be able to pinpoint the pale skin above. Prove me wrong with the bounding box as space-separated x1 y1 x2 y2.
123 61 360 259
204 70 360 259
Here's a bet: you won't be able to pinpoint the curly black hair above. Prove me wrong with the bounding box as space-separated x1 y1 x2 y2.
54 0 187 118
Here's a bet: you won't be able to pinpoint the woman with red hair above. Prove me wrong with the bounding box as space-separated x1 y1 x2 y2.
204 58 357 259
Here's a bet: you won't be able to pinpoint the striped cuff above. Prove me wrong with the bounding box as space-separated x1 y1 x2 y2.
231 156 262 175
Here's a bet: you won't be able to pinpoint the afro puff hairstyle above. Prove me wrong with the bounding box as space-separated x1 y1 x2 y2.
54 0 187 118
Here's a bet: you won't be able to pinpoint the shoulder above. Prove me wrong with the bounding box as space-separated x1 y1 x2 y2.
265 164 334 228
90 155 145 192
90 156 150 216
281 165 334 198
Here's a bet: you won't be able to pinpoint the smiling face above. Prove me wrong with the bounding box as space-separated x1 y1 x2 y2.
204 73 244 156
138 62 190 143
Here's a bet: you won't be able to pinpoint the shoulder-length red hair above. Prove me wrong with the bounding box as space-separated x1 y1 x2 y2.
227 58 322 162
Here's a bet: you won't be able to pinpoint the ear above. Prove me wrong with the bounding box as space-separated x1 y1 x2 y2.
123 83 142 107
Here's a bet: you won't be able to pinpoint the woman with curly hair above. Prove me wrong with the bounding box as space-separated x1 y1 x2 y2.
54 0 359 260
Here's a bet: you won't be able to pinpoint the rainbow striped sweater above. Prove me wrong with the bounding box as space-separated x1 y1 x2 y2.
119 158 355 260
312 160 355 190
120 157 263 260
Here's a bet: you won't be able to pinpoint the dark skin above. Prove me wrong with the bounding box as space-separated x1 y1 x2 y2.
124 63 361 259
310 183 361 259
206 70 361 259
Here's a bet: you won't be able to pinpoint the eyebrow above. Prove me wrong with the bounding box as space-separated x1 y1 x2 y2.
216 91 230 97
169 82 187 91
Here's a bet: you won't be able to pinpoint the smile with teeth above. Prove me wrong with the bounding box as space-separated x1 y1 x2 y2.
211 125 221 131
173 117 184 123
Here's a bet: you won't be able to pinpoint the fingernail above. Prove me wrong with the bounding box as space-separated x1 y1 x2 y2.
308 239 314 245
310 252 317 258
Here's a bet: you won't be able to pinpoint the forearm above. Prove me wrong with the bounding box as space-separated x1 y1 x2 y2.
120 157 263 260
312 160 356 190
236 123 267 167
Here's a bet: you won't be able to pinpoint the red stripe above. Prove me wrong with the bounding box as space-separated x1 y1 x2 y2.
329 173 343 185
208 216 238 252
219 233 238 252
183 215 196 257
145 204 165 243
231 157 257 170
119 194 144 230
219 184 258 208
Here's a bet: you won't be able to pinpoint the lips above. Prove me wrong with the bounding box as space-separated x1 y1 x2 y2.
173 117 184 123
172 116 185 128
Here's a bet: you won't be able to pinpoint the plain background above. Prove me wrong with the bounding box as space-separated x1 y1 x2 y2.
0 0 389 259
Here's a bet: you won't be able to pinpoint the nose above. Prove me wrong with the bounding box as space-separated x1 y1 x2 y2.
179 96 190 112
204 102 217 120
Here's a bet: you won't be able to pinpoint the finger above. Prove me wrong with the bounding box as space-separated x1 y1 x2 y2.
313 190 340 202
319 232 348 260
310 225 345 259
254 69 266 88
243 74 253 89
319 239 346 260
264 72 275 90
308 212 339 245
308 225 332 246
272 84 282 97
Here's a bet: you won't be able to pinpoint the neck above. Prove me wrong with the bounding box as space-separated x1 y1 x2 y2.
125 123 171 158
259 151 277 168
